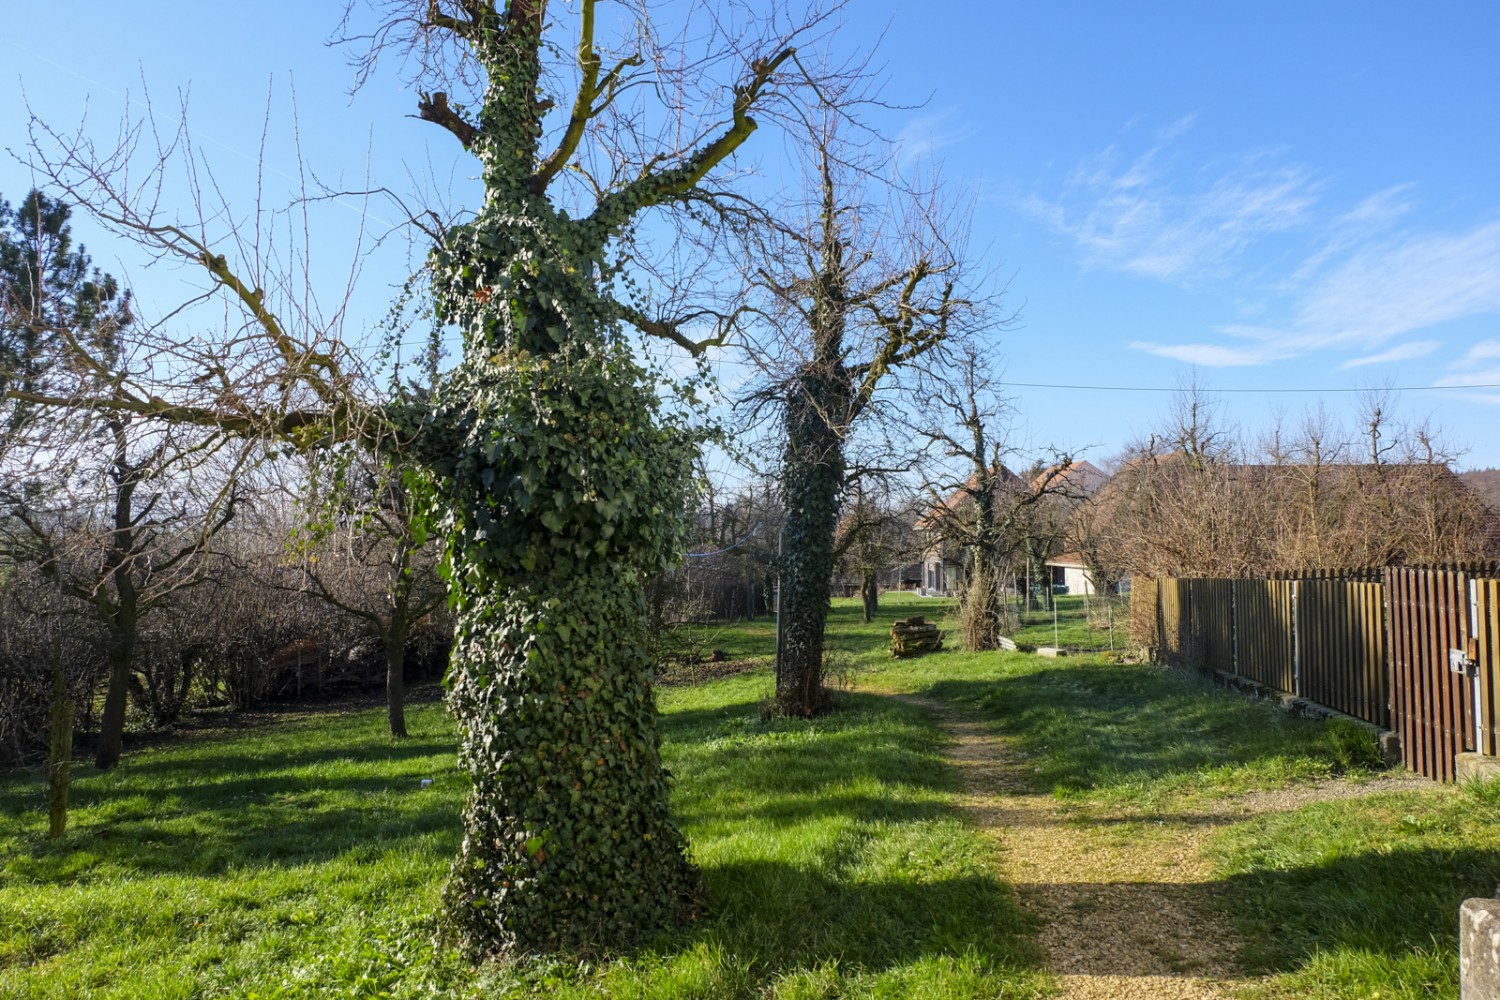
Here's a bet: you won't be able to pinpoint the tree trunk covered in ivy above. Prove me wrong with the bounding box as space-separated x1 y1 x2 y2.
962 469 1003 651
762 145 959 715
861 570 878 622
775 363 849 716
423 351 698 955
402 0 791 956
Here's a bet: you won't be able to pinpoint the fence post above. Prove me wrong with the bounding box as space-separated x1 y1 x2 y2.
1231 579 1239 676
1291 579 1301 699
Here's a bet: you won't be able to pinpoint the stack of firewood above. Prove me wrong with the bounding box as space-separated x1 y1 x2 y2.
890 616 943 657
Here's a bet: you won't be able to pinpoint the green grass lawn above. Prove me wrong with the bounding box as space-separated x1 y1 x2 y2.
3 593 1496 998
1006 593 1127 653
0 608 1045 999
852 595 1500 1000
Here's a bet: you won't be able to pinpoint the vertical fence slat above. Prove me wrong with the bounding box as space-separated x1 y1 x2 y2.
1478 580 1499 757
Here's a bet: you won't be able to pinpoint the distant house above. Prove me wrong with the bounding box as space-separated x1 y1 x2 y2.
1042 551 1130 596
1030 459 1108 497
1043 552 1095 595
914 461 1110 597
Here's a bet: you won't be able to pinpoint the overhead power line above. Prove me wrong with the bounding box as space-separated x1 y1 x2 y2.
1000 381 1500 394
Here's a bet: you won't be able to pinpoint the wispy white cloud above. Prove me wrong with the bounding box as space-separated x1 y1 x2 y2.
1438 341 1500 403
1128 340 1292 367
1156 114 1198 142
1031 123 1500 370
1340 340 1441 369
893 111 980 172
1292 221 1500 345
1182 222 1500 366
1134 209 1500 367
1023 137 1321 282
1457 340 1500 364
1288 184 1417 285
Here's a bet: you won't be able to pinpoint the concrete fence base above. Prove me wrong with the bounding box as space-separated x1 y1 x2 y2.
1461 897 1500 999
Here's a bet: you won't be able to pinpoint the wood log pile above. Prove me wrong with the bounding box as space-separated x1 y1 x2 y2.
890 616 943 657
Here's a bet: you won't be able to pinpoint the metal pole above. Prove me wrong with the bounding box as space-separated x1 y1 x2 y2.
774 521 786 676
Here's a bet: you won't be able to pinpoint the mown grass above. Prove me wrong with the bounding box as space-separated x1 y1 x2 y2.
0 701 469 998
0 609 1047 999
6 592 1495 999
1208 778 1500 1000
850 594 1500 1000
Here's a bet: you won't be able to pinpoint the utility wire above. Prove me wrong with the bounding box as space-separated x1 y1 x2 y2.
684 523 762 558
1000 381 1500 394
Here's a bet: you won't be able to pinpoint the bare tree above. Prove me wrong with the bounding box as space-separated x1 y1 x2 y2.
914 342 1074 649
834 476 921 622
740 114 973 716
284 447 446 737
1091 385 1498 577
0 188 254 769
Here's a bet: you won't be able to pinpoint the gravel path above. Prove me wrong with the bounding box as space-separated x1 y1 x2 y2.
902 694 1429 1000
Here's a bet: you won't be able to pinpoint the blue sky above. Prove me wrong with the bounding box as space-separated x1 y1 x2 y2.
4 2 1498 468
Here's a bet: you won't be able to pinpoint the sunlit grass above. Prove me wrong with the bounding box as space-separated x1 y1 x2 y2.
0 612 1047 998
5 593 1488 999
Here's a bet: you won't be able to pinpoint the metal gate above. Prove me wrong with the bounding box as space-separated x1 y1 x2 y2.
1384 567 1478 782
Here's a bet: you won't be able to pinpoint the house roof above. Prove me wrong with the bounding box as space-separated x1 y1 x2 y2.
915 464 1026 529
1030 459 1108 496
1044 552 1088 569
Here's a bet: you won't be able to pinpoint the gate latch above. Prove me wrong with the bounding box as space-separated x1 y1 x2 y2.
1450 644 1478 677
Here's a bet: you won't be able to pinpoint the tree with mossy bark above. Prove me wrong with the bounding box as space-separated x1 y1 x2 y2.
16 0 841 956
743 132 968 716
917 342 1077 649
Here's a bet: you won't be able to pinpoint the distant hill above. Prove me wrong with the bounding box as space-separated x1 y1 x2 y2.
1460 468 1500 511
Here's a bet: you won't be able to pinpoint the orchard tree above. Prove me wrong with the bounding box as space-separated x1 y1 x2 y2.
743 121 971 717
287 446 446 738
0 190 246 772
17 0 846 956
917 342 1071 649
835 477 920 622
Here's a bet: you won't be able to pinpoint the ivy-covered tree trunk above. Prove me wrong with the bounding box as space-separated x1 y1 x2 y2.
424 348 697 955
415 12 707 939
372 0 789 956
775 364 849 717
861 570 879 623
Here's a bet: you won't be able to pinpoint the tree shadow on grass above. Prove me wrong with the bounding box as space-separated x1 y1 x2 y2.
646 689 1047 986
663 692 958 825
0 729 462 880
975 842 1498 984
673 858 1044 983
1218 842 1500 976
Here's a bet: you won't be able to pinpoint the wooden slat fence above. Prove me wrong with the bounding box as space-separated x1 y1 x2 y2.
1477 580 1500 757
1130 575 1160 652
1158 577 1188 662
1190 579 1235 676
1130 566 1500 782
1298 579 1387 726
1234 580 1295 692
1385 567 1474 783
